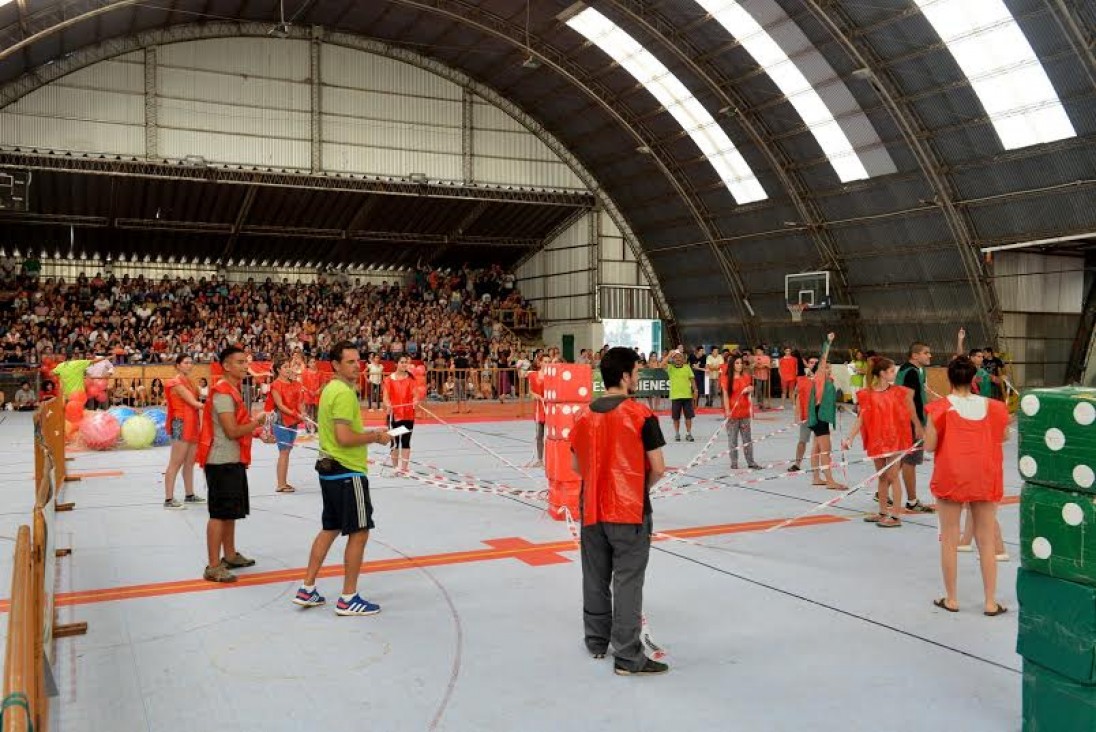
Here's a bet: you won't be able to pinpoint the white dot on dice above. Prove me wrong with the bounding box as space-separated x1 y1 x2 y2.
1032 537 1053 560
1062 503 1085 526
1019 455 1038 477
1021 394 1040 416
562 371 572 381
1045 428 1066 452
1075 402 1096 427
578 387 588 397
1074 464 1095 490
562 428 570 439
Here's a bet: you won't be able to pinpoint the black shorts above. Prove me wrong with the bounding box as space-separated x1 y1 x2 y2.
809 407 831 437
319 472 374 535
204 463 250 520
671 398 695 421
903 424 924 464
388 418 414 449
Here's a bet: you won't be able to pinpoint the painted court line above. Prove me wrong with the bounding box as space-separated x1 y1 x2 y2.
0 515 846 612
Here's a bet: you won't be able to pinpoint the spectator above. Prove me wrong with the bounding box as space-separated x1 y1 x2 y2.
13 381 36 411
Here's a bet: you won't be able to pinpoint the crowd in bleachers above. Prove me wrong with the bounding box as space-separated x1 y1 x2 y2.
0 259 545 405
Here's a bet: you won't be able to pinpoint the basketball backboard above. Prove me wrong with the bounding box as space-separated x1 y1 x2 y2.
785 271 830 308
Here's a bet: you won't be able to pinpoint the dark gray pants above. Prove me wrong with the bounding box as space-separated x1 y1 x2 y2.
535 421 545 461
728 417 754 468
580 516 652 670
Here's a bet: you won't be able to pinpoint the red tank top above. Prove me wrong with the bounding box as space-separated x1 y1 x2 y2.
384 376 418 422
726 374 753 419
857 386 913 457
928 396 1009 503
569 398 653 526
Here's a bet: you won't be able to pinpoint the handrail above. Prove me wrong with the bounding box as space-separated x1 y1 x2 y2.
2 525 35 732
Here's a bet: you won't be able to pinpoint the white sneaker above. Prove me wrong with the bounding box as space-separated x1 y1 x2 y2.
996 552 1010 562
957 544 973 553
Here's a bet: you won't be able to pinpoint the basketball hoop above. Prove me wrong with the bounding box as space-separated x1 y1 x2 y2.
788 303 809 322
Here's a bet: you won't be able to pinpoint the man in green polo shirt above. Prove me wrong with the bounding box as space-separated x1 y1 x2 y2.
666 350 697 442
293 341 389 616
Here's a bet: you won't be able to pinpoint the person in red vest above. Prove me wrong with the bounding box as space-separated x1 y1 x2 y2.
197 346 272 583
299 356 322 433
842 357 922 528
163 354 205 509
778 347 798 410
383 356 421 473
525 352 549 466
722 355 760 470
569 347 668 676
925 356 1010 615
788 356 817 473
267 357 304 494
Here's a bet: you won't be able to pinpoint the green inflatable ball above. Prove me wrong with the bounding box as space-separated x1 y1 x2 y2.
121 414 157 449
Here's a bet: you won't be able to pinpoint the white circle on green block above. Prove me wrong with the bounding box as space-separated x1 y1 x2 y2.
578 387 589 398
1032 537 1053 560
1045 428 1066 452
1062 503 1085 526
1021 394 1040 416
1019 455 1037 477
562 370 572 381
1074 464 1095 490
1075 402 1096 426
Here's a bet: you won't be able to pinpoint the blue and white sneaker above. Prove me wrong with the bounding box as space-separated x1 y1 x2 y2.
334 594 381 616
292 587 326 608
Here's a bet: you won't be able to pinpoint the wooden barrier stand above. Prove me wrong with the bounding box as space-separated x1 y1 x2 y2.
2 526 36 732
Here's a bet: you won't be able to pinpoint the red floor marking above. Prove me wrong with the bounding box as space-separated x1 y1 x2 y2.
481 537 572 566
0 513 847 612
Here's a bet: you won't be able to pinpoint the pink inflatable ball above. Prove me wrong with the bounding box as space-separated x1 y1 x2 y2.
79 412 121 451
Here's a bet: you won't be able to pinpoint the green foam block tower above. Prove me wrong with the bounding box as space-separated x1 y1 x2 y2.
1017 568 1096 684
1019 483 1096 587
1024 660 1096 732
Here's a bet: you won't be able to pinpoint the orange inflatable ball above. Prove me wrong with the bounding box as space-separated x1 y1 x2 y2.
64 399 86 424
64 420 80 440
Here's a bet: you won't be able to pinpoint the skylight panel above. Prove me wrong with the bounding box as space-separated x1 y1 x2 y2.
696 0 870 182
914 0 1076 149
565 6 767 204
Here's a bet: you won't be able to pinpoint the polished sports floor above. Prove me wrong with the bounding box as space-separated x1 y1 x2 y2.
0 405 1022 732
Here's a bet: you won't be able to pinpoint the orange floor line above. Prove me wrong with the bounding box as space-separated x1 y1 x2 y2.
0 514 847 612
66 470 125 479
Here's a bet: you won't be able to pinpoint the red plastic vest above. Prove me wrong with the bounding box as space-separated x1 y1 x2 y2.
795 376 812 422
726 374 753 419
927 397 1009 503
384 375 418 422
197 379 253 468
165 375 200 440
569 398 652 526
857 385 913 456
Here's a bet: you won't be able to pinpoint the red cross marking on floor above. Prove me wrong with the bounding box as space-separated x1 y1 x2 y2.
481 537 573 566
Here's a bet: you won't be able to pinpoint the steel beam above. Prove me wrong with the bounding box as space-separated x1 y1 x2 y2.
802 1 1000 345
221 184 259 260
310 25 323 173
461 87 474 184
144 46 158 160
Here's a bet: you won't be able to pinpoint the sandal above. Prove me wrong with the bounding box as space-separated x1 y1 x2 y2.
984 604 1008 617
275 485 296 493
826 482 848 491
877 516 902 528
933 598 959 613
862 513 885 523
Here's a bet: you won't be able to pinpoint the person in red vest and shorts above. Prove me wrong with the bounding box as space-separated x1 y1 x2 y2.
924 356 1010 616
164 354 205 509
268 358 304 493
383 356 421 473
197 346 272 583
842 357 922 528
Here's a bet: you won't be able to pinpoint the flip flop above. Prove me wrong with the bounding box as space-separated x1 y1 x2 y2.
826 483 848 491
275 485 296 493
984 604 1008 617
934 598 959 613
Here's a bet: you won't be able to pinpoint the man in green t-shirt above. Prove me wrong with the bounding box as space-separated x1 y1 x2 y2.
294 341 389 616
666 350 697 442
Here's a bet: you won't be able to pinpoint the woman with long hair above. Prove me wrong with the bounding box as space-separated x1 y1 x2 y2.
806 333 846 490
924 356 1010 615
722 356 760 470
383 355 421 472
842 356 922 528
163 355 205 509
267 357 303 493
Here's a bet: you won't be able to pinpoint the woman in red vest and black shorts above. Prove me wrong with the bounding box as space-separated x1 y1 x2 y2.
164 354 205 509
383 356 421 473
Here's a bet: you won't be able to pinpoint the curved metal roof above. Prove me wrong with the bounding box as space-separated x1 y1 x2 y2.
0 0 1093 352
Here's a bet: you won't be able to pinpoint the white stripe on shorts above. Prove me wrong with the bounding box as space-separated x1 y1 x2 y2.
353 476 365 528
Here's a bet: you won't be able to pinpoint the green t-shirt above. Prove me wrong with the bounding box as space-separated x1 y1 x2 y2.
53 360 92 397
318 378 368 474
667 363 694 401
850 360 867 388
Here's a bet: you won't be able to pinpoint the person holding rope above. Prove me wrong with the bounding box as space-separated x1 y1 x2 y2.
383 355 421 473
722 355 760 470
788 355 817 474
526 352 548 467
666 349 697 442
924 355 1010 615
842 357 922 527
293 341 391 615
163 354 205 509
896 342 936 514
569 346 668 676
806 334 846 490
268 357 304 493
